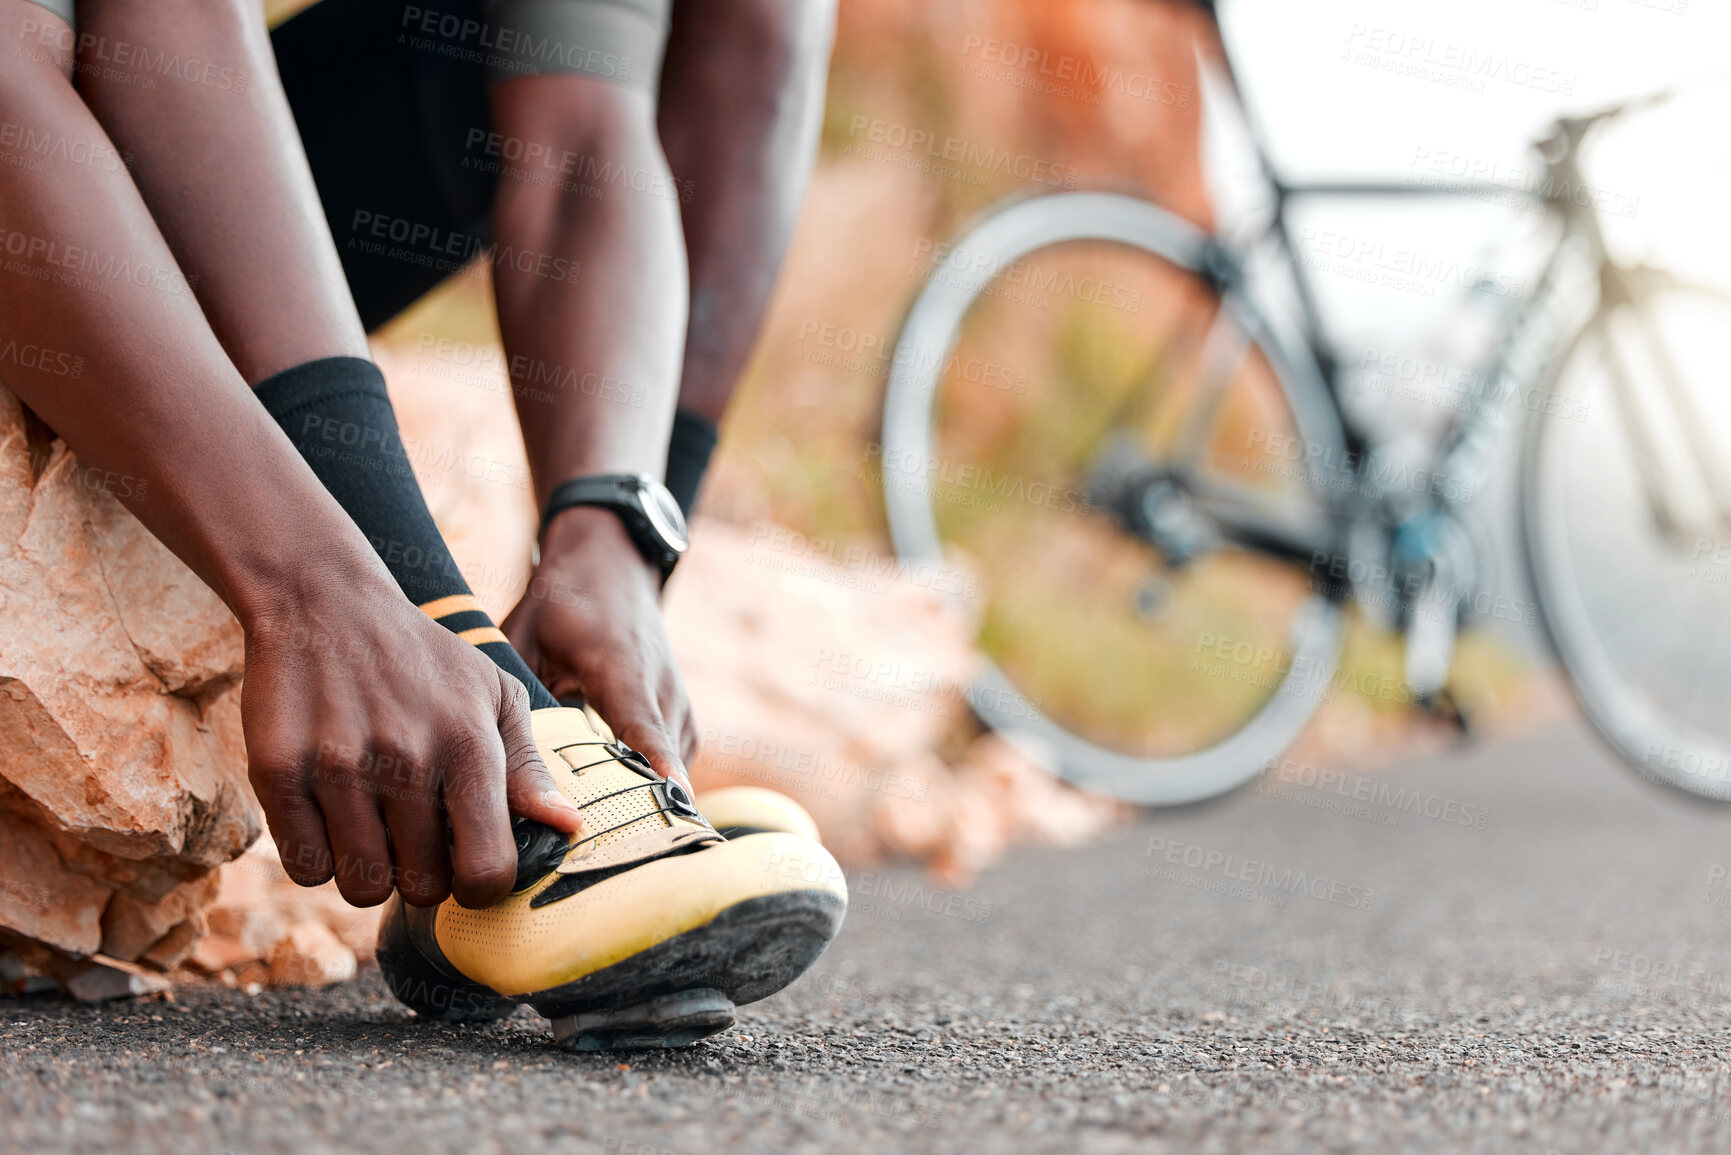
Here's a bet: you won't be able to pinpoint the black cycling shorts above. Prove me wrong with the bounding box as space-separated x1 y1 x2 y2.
271 0 670 330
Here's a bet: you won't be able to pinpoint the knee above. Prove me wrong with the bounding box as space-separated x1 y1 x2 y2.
493 71 661 156
697 0 837 93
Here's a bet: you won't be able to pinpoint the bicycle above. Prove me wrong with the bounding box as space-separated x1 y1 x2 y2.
880 1 1731 805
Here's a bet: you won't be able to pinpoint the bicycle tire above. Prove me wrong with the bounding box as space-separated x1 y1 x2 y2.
883 192 1349 805
1522 277 1731 802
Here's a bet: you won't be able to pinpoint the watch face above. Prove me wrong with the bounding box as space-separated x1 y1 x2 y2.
637 475 690 553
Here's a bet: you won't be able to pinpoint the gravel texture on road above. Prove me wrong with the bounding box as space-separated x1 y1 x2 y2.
6 722 1731 1154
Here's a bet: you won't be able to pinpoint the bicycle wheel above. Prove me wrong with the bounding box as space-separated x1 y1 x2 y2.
1523 276 1731 801
882 192 1349 805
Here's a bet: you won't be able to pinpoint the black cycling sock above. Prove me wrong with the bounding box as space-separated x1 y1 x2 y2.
254 356 557 709
665 406 718 518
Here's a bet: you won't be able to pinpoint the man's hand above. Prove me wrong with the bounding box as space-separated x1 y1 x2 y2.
503 507 696 794
240 576 584 910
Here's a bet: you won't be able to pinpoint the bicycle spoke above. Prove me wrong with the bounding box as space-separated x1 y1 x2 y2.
1089 343 1179 463
1597 318 1691 540
1079 286 1219 466
1168 299 1253 475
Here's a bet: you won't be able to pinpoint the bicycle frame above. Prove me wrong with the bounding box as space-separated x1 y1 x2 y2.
1183 3 1667 564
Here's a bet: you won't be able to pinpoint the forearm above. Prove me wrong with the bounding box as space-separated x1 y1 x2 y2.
0 25 388 624
489 76 687 512
657 0 835 422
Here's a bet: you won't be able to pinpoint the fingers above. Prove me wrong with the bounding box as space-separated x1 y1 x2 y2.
438 702 518 910
658 666 700 769
679 712 699 768
258 772 336 889
551 634 692 795
498 673 584 835
595 675 691 795
244 688 336 889
503 566 700 816
621 720 691 798
309 752 395 907
377 739 454 908
243 604 586 915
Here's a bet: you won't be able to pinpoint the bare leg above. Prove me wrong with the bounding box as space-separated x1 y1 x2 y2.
656 0 837 423
491 75 688 498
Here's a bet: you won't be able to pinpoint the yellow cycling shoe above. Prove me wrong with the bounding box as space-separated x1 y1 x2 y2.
376 706 847 1049
696 786 823 842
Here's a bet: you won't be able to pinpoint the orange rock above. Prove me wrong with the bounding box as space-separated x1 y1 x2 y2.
138 917 206 972
186 933 258 975
0 429 257 878
0 810 111 955
0 387 258 983
267 922 358 988
100 873 220 966
206 904 290 960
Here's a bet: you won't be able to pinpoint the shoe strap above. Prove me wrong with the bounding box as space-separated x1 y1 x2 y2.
550 738 721 880
554 814 722 879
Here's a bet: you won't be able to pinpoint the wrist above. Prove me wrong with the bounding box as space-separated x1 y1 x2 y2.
227 534 399 637
537 505 659 582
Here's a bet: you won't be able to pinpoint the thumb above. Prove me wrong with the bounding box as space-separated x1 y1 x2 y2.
497 673 584 835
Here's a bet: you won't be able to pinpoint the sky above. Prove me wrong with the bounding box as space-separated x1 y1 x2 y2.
1218 0 1728 177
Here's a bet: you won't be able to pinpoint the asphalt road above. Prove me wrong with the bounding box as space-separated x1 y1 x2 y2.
8 721 1731 1155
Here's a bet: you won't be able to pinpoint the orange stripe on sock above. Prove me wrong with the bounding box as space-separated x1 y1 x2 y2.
458 626 510 647
419 594 485 621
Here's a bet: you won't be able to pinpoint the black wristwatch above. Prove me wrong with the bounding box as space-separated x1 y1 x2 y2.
540 473 689 582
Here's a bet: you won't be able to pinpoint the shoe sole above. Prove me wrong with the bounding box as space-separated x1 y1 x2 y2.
530 889 845 1047
380 889 845 1047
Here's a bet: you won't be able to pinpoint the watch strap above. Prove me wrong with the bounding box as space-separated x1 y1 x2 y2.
540 475 640 536
540 473 682 582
